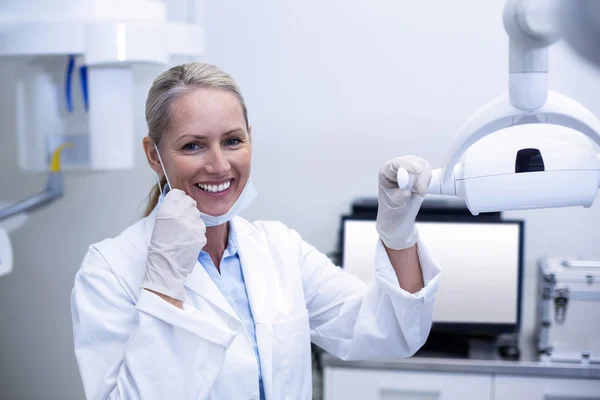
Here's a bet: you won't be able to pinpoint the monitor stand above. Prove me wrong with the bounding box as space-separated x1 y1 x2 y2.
414 332 498 360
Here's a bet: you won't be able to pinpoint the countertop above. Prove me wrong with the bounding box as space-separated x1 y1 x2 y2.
319 338 600 380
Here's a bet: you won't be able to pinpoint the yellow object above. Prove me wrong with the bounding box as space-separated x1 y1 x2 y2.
50 143 73 172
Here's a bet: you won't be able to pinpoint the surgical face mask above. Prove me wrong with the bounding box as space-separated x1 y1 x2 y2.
153 143 257 227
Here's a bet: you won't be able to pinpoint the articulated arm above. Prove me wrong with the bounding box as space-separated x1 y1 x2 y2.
0 144 70 222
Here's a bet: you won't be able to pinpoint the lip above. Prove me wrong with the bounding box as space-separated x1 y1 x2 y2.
193 179 234 197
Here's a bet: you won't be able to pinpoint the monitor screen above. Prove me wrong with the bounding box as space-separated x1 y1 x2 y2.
341 217 523 334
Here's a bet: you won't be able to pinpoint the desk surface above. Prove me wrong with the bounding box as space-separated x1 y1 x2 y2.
320 340 600 380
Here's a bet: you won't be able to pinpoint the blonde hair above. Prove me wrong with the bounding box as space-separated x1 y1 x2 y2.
143 62 249 217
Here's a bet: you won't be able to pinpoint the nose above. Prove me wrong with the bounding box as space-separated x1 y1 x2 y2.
204 147 230 176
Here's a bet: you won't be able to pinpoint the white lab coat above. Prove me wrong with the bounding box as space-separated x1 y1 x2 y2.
71 208 440 400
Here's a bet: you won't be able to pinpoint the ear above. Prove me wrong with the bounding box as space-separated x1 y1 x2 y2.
142 136 164 176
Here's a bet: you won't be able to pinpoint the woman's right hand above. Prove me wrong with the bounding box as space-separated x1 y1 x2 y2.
142 189 207 303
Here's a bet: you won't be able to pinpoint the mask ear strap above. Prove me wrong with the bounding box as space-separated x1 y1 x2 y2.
153 143 173 192
155 173 163 196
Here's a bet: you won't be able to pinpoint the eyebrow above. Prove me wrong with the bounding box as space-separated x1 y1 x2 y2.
177 129 246 141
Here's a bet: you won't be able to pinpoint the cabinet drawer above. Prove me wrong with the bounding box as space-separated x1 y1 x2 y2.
495 376 600 400
323 367 492 400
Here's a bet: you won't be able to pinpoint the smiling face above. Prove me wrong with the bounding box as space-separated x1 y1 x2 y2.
144 88 251 217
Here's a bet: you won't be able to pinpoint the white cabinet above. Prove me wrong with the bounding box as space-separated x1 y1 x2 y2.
323 367 493 400
322 367 600 400
494 376 600 400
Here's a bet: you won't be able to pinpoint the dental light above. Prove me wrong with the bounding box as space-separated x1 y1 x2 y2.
398 0 600 215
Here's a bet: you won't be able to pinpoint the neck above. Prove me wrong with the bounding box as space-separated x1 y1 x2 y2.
204 222 229 272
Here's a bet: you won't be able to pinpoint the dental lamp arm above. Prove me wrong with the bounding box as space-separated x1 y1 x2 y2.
504 0 600 72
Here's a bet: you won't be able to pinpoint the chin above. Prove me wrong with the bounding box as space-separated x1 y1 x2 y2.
203 209 230 218
192 183 245 217
198 203 234 217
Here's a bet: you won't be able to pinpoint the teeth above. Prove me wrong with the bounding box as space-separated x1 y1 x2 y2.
198 181 231 193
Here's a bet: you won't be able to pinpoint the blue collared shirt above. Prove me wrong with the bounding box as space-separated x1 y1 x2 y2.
197 223 265 400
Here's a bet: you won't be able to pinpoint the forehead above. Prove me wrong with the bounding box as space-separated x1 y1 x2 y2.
168 88 245 136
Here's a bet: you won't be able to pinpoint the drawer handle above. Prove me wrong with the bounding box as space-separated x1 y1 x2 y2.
561 259 600 269
380 388 440 400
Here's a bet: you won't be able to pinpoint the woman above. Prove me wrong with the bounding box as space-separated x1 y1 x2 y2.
71 62 440 400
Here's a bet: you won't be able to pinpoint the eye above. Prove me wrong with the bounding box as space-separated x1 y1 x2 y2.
183 143 201 151
225 138 241 146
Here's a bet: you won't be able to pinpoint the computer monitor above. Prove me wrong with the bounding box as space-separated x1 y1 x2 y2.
340 215 524 336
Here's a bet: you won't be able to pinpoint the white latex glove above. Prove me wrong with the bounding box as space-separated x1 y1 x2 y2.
376 155 432 250
142 189 207 301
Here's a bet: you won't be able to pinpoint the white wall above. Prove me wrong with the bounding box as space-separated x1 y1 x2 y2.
1 1 599 398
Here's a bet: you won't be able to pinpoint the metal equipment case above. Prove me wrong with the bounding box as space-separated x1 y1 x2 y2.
536 257 600 363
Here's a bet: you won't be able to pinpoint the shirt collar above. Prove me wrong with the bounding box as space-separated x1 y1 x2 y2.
199 221 238 259
223 221 238 257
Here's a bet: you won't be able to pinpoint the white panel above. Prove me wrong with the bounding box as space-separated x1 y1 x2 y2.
0 0 165 21
88 67 134 169
0 0 85 19
84 22 168 65
323 368 491 400
343 220 380 284
15 60 63 171
343 220 521 324
495 376 600 400
0 23 85 56
91 0 165 21
0 227 12 277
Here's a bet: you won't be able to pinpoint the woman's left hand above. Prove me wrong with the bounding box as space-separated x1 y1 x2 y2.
376 155 432 250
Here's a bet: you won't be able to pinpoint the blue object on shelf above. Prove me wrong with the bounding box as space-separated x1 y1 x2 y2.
65 55 75 113
79 65 89 112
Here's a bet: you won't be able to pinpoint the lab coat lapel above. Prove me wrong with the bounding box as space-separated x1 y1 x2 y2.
233 217 275 400
184 261 239 320
142 209 238 321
